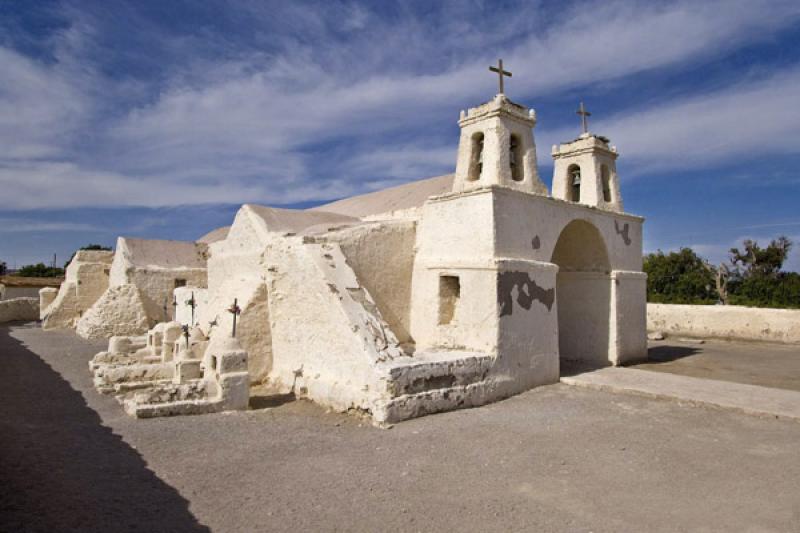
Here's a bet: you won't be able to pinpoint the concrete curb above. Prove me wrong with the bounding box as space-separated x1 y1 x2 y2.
561 367 800 422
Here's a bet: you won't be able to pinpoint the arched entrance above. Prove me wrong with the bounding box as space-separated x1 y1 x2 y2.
551 219 611 370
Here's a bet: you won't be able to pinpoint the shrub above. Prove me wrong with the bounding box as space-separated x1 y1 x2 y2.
643 248 717 304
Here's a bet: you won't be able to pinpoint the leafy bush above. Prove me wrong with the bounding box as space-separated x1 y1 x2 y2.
728 272 800 308
644 236 800 309
17 263 65 278
643 248 717 304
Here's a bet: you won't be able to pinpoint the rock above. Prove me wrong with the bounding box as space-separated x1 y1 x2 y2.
647 331 665 341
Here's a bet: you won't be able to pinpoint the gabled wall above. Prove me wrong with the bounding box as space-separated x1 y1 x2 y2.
42 250 114 331
327 220 417 344
109 237 208 324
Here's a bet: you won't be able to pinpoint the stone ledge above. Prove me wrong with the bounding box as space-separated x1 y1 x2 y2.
562 367 800 422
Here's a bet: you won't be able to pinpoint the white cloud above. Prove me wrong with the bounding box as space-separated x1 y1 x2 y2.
594 68 800 174
1 0 799 209
0 219 99 233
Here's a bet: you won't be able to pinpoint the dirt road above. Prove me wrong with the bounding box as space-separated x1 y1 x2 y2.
2 323 799 532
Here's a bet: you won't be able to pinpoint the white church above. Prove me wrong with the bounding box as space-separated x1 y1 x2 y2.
41 63 647 424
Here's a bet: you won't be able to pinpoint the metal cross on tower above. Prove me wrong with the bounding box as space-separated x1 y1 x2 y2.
489 59 512 95
227 298 241 338
577 101 591 134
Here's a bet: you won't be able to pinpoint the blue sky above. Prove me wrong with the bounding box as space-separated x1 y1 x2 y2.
1 0 799 270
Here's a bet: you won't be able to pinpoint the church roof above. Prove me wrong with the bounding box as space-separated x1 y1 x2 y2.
197 226 230 244
312 174 454 218
243 204 358 235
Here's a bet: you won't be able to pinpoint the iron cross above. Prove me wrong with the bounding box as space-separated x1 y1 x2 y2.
577 102 591 134
185 291 197 326
227 298 241 338
489 59 512 95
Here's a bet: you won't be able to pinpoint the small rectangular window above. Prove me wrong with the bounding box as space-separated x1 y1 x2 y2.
174 279 187 288
438 275 461 325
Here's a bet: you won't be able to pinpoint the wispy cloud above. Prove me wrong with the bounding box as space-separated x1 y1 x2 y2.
0 218 100 233
1 0 799 211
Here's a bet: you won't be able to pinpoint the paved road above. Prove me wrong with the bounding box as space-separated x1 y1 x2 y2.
634 339 800 391
2 323 799 532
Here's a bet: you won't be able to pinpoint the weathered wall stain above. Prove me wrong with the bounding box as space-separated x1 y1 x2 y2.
498 271 554 316
531 235 541 250
614 220 631 246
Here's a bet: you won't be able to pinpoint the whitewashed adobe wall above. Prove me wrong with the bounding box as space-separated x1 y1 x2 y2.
648 303 800 344
42 250 114 330
109 237 208 323
0 297 39 323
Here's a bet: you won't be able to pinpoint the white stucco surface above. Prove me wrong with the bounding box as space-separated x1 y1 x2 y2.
0 297 39 323
38 288 57 319
173 286 207 327
42 250 113 331
313 174 453 218
76 284 150 340
648 303 800 344
72 92 648 424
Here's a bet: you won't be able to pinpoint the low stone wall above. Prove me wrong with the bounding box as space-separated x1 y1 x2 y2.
648 303 800 344
0 297 40 323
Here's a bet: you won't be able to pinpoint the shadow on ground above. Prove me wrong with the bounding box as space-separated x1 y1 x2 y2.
646 345 702 364
559 359 610 377
0 324 209 533
249 392 296 410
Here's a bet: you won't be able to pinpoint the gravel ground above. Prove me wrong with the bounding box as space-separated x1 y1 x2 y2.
633 339 800 391
2 322 799 533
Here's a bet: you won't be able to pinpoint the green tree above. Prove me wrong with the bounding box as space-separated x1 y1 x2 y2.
729 236 791 277
643 248 718 304
17 263 64 278
726 236 799 308
0 261 6 276
63 244 112 269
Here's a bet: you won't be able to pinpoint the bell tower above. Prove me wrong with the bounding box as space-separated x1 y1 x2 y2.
551 102 623 212
452 60 547 196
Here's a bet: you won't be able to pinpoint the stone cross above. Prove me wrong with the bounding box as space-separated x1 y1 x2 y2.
577 102 591 134
489 59 512 95
227 298 241 338
182 324 190 350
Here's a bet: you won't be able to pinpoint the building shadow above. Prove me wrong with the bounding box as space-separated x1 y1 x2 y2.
646 345 702 364
249 392 296 410
559 359 611 377
0 326 210 533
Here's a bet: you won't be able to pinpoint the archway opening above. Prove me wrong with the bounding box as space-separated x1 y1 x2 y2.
551 220 611 372
509 134 523 181
467 132 484 181
567 164 581 202
601 164 611 202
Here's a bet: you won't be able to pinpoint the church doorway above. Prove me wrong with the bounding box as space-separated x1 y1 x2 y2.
551 219 612 372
